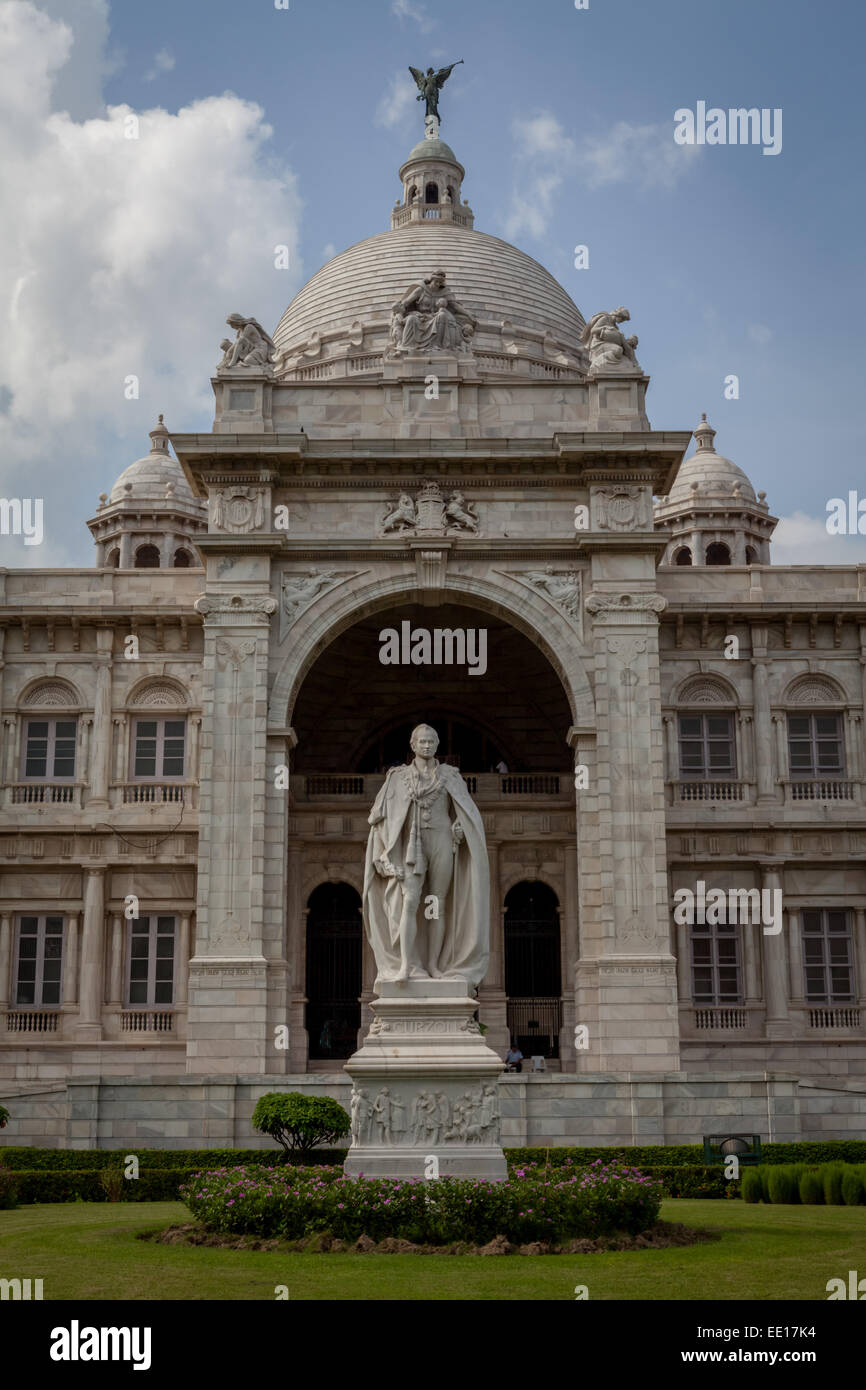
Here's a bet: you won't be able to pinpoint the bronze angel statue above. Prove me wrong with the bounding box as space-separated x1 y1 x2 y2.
409 61 464 122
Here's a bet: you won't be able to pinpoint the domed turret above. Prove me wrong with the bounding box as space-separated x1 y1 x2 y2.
655 415 777 566
88 417 207 569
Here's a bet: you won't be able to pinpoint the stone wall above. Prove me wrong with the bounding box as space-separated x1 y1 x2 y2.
2 1072 864 1150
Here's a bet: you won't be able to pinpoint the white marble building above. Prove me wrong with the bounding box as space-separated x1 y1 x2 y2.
2 125 865 1149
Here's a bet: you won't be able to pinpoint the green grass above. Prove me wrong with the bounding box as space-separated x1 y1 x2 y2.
1 1200 865 1300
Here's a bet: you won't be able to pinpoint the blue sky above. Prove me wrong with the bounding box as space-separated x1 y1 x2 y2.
1 0 864 564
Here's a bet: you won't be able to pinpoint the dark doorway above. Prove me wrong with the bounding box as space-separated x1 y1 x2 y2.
504 881 562 1058
305 882 362 1060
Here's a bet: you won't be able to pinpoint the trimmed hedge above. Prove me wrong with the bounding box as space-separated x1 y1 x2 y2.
0 1147 348 1170
505 1141 866 1168
11 1169 200 1204
3 1140 866 1173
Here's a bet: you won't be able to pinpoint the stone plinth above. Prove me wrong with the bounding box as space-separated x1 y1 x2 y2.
343 980 506 1179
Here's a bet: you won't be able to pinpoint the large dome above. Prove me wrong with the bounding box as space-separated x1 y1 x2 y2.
274 224 586 359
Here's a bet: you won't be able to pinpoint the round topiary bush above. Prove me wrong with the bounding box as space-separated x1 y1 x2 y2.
841 1170 866 1206
741 1168 764 1203
767 1165 797 1204
798 1170 824 1205
251 1093 351 1158
823 1164 845 1205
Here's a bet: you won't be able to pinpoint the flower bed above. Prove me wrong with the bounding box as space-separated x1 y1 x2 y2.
179 1159 663 1246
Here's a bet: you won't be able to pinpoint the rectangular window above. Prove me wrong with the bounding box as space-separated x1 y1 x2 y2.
691 920 742 1004
14 915 64 1006
127 916 176 1007
678 714 736 779
801 908 853 1003
132 719 186 780
787 714 844 777
22 719 77 780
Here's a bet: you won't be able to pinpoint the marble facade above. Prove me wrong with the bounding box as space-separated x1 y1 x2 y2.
2 124 866 1149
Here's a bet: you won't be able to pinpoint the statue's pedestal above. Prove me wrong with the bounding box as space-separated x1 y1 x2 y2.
343 980 507 1180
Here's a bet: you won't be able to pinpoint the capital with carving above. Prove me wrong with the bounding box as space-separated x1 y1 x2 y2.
195 594 277 627
585 592 667 625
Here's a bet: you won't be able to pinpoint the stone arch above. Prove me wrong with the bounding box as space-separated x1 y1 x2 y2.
783 673 847 706
676 673 739 706
269 571 595 732
126 677 189 710
18 677 82 710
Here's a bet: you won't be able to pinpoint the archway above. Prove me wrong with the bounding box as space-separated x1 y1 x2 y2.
504 881 562 1059
305 882 362 1060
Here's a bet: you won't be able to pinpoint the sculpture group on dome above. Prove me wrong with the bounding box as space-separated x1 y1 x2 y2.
218 313 277 371
581 307 641 373
389 269 477 355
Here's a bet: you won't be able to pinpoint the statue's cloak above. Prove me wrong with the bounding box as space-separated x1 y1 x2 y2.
362 763 489 990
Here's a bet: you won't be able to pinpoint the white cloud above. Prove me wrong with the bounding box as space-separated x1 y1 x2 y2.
375 69 416 129
144 48 174 82
321 242 336 262
0 0 304 566
772 512 866 565
747 323 773 345
505 110 701 240
391 0 433 32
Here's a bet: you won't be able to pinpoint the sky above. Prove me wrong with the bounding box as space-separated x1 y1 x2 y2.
0 0 864 566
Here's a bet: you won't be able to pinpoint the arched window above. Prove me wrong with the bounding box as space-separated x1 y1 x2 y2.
674 546 692 566
106 548 120 568
745 545 757 565
306 883 362 1060
408 184 418 203
504 882 561 1058
19 680 81 788
425 182 439 204
134 544 160 569
705 542 731 566
173 548 192 568
675 676 738 785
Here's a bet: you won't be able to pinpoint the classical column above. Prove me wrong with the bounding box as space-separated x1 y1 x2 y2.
175 915 190 1005
845 712 861 783
855 908 866 1006
675 917 692 1006
739 711 750 789
760 864 789 1037
75 870 105 1039
112 716 127 785
662 714 678 785
88 630 114 807
188 715 202 783
108 915 123 1005
3 715 18 805
742 910 762 1005
751 631 776 802
119 532 132 569
0 913 11 1008
478 839 508 1057
63 914 79 1006
787 908 804 1004
772 714 788 784
287 841 309 1071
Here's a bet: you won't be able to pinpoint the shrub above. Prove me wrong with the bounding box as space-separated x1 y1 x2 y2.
100 1168 125 1202
799 1170 824 1205
841 1170 866 1206
823 1164 845 1205
251 1094 351 1157
0 1165 18 1209
0 1147 347 1170
741 1168 764 1203
0 1105 10 1130
767 1166 798 1204
180 1159 664 1246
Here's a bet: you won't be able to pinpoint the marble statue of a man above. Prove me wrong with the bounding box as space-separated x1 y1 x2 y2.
362 724 489 989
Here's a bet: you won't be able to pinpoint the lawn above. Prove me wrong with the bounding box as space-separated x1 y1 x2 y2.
1 1199 863 1300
